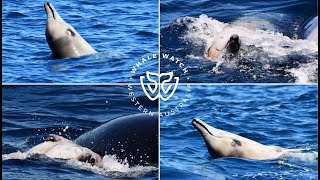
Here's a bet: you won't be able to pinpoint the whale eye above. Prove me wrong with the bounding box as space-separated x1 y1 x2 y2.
66 28 75 37
231 139 242 146
45 136 56 142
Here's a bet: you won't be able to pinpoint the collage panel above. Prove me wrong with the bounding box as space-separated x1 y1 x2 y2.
160 0 318 83
160 85 317 179
2 0 158 83
2 85 159 179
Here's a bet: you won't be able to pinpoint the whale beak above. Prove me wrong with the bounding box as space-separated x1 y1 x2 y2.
225 34 240 54
44 2 55 19
44 2 65 23
192 118 233 138
192 118 214 136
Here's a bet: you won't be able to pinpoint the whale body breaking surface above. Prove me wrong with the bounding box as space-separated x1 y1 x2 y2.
44 2 96 59
3 113 158 174
192 118 304 160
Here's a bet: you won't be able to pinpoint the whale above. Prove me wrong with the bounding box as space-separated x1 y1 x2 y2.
192 118 301 160
301 16 318 43
208 26 241 60
75 113 159 166
44 2 96 59
28 134 102 165
3 113 158 167
4 134 102 165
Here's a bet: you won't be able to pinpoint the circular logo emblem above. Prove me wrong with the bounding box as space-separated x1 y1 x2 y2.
128 53 192 117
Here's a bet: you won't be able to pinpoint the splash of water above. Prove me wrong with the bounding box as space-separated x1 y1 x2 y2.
2 152 157 178
172 14 318 82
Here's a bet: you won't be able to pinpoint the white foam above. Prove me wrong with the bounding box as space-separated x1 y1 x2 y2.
66 154 157 178
287 60 318 83
174 14 318 82
3 151 157 178
232 16 278 32
174 14 227 53
2 151 27 160
178 14 318 56
287 151 318 162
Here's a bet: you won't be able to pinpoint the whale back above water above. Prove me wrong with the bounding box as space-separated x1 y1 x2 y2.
75 113 159 166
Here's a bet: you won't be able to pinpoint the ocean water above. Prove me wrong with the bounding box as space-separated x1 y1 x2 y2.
2 86 158 179
160 0 318 83
2 0 158 83
160 85 318 179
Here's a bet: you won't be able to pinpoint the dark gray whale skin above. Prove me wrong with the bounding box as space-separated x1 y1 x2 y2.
75 113 158 166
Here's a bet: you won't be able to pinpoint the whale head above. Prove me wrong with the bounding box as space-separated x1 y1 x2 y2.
208 33 241 60
225 34 241 54
28 134 102 165
192 118 245 158
44 2 96 59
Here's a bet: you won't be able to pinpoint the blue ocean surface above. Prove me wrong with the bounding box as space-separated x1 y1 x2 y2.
2 0 158 83
160 0 318 83
2 86 158 179
160 85 318 179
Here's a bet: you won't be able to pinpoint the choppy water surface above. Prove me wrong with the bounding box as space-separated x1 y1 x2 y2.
160 85 318 179
2 86 158 179
160 0 318 83
2 0 158 83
